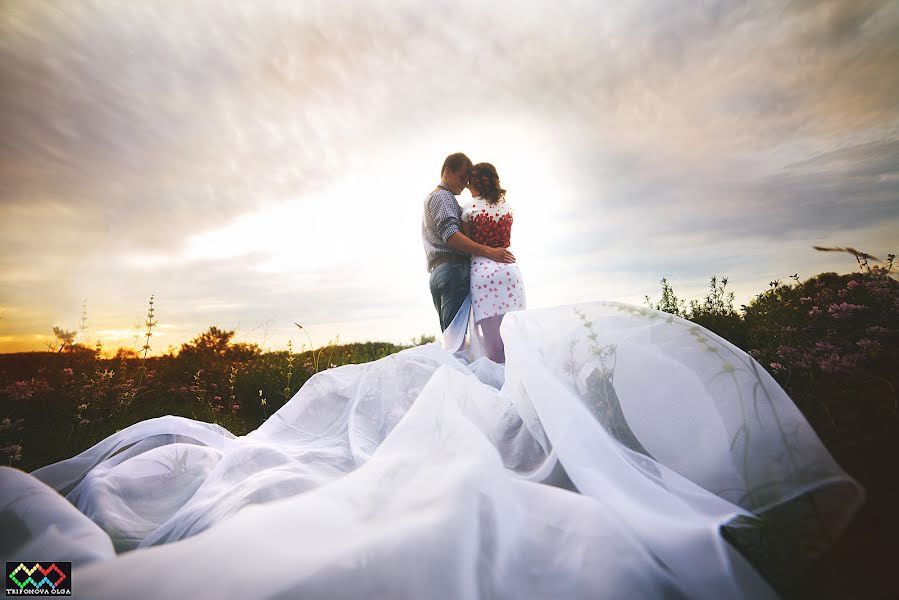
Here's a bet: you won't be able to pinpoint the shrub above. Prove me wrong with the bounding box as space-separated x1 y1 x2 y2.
645 275 747 348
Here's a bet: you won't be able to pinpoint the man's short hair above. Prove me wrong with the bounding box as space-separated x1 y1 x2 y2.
441 153 472 176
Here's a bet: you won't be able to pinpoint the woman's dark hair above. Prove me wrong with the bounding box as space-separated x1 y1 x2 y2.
441 152 472 177
469 162 506 204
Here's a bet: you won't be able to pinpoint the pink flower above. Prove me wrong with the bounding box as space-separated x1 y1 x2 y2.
776 345 797 358
2 444 22 460
808 306 822 317
769 362 784 371
3 378 49 401
794 355 813 369
856 339 879 353
827 302 865 319
847 280 861 289
231 403 240 412
817 353 861 375
815 341 838 353
62 368 74 376
6 382 33 401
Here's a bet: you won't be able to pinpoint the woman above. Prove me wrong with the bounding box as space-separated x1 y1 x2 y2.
460 162 526 363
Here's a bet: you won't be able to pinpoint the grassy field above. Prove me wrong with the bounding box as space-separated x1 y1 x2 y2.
1 259 895 598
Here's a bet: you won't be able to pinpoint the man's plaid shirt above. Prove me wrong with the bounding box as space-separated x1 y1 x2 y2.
421 183 468 272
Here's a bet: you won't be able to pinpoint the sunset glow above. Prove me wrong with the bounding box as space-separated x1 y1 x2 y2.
1 0 897 355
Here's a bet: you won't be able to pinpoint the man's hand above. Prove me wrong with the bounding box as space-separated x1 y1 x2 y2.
446 232 515 263
484 246 515 263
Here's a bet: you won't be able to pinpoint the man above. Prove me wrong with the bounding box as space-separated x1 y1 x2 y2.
422 152 515 333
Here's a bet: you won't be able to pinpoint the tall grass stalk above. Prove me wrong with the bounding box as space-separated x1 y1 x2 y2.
134 295 157 395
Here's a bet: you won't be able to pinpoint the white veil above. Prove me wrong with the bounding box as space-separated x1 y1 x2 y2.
0 301 862 599
442 293 488 363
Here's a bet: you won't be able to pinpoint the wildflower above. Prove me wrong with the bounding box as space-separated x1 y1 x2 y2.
847 280 861 289
776 345 796 358
2 444 23 461
814 341 838 353
856 339 880 353
808 306 823 317
78 418 90 426
231 403 240 412
769 362 784 371
5 381 33 401
213 405 222 413
62 368 74 376
794 355 813 369
827 302 865 319
866 326 890 337
817 353 861 375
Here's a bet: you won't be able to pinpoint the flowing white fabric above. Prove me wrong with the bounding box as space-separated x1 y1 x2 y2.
0 301 862 599
442 293 487 360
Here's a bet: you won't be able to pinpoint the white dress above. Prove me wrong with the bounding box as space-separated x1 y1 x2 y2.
461 196 526 323
0 302 863 599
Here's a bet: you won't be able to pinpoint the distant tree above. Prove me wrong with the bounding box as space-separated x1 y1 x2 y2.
113 347 140 361
49 326 77 353
178 326 262 362
410 334 437 346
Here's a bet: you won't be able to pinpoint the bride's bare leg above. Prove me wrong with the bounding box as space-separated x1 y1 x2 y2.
479 315 506 363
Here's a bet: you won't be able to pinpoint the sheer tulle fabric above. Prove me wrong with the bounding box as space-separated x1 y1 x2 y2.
1 301 862 599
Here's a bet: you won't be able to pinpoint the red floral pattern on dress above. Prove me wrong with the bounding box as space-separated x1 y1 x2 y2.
463 197 525 322
471 212 513 248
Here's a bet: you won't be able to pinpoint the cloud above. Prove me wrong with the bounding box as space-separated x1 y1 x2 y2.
1 0 897 352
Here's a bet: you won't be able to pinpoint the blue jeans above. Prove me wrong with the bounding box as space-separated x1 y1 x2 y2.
429 261 470 332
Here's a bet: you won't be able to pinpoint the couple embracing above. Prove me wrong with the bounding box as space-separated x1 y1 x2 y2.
421 152 526 363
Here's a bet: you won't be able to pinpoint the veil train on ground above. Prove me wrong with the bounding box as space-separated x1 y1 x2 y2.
0 301 862 599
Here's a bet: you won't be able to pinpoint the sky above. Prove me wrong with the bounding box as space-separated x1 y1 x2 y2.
1 0 897 355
